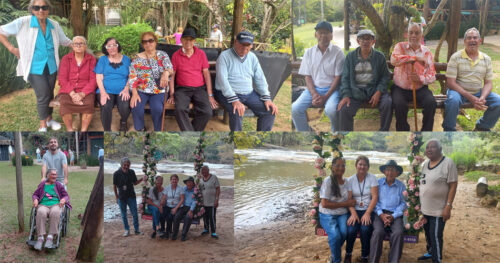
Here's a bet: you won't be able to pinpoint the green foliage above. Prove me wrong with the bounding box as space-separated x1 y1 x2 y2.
464 171 500 182
489 184 500 193
0 0 16 24
425 20 446 40
100 23 153 56
294 37 306 58
86 155 100 167
11 154 34 166
87 25 114 54
0 37 28 96
450 151 477 171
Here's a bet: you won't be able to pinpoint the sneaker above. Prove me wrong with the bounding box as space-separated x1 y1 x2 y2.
44 237 53 248
34 237 44 251
38 127 47 132
171 235 177 241
120 121 128 132
211 233 219 239
474 125 490 131
201 229 209 235
181 235 186 242
47 119 61 131
123 230 130 237
135 231 143 235
151 231 156 239
417 253 432 260
160 233 169 240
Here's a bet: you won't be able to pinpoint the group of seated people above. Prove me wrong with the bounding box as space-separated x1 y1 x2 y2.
292 21 500 132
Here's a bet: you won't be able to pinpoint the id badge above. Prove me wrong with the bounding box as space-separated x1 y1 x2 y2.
359 201 364 208
122 185 127 191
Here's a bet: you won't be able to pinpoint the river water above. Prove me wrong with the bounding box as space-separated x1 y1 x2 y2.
234 148 410 229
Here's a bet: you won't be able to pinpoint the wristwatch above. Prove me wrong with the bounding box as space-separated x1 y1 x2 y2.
208 94 214 97
446 202 452 207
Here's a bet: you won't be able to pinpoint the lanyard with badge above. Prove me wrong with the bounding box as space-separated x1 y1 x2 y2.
170 186 177 206
358 177 366 208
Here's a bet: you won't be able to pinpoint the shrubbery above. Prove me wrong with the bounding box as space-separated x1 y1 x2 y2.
450 151 477 171
11 155 34 166
99 23 154 56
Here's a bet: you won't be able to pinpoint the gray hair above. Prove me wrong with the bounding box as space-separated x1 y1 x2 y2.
426 139 443 153
120 157 131 165
72 36 87 45
464 27 480 39
28 0 52 13
155 175 163 181
46 168 57 176
408 22 423 34
202 165 209 170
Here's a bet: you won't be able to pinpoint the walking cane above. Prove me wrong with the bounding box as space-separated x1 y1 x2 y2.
411 63 418 131
161 85 168 132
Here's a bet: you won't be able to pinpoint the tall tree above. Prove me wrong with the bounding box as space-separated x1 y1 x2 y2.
446 0 461 61
259 0 290 44
15 132 24 233
71 0 85 36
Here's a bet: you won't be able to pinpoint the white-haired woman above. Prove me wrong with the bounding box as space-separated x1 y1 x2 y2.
58 36 96 131
0 0 72 131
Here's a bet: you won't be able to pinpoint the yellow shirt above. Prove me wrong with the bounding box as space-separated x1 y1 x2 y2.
446 49 493 94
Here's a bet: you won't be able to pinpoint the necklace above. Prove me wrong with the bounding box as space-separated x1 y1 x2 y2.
357 175 366 208
170 185 177 206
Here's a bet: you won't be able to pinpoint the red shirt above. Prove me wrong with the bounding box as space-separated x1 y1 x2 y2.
58 52 97 95
171 46 209 87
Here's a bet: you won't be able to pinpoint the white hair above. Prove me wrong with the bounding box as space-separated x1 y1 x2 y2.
464 27 480 39
28 0 51 13
426 139 443 154
72 36 87 45
408 22 423 34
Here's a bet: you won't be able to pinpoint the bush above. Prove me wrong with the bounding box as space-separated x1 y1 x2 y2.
87 25 113 54
425 20 446 40
87 155 100 167
11 155 34 166
100 23 154 57
450 152 477 171
0 37 28 96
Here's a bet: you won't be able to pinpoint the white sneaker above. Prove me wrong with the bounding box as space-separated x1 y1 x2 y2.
34 237 44 251
37 127 47 132
47 119 61 131
44 237 53 248
123 230 130 237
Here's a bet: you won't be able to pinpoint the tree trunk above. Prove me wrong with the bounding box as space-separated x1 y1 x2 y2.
479 0 490 44
388 5 405 45
423 0 448 36
260 1 288 44
423 0 430 22
446 0 461 61
15 132 24 233
434 23 448 62
71 0 85 36
230 0 244 47
75 165 103 262
98 2 106 25
86 133 91 156
161 3 168 35
195 0 224 35
291 0 296 60
75 132 79 165
169 2 174 35
344 0 350 51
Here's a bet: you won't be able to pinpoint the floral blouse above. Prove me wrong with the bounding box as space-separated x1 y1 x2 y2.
390 42 436 90
128 50 172 94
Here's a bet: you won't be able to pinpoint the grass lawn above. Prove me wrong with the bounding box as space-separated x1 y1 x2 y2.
0 162 101 262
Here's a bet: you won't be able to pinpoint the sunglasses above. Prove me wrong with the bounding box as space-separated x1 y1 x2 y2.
106 44 119 49
33 5 49 11
142 39 155 44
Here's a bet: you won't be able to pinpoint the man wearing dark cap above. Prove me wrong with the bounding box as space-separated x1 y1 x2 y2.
172 176 197 241
292 21 345 132
337 29 392 131
214 31 278 131
369 160 407 263
169 28 218 131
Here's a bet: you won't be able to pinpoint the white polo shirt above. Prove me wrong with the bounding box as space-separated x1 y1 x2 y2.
298 43 345 88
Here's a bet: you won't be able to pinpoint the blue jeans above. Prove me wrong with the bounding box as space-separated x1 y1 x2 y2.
292 86 340 131
214 90 275 131
118 198 139 232
131 92 165 131
319 212 348 263
346 210 374 258
148 205 166 231
443 89 500 131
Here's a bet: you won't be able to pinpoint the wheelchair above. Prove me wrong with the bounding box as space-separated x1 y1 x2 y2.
26 205 70 250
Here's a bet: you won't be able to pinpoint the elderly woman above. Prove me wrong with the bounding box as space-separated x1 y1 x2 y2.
345 155 379 263
160 174 184 240
370 160 407 263
146 176 166 239
129 32 172 131
391 22 437 131
32 169 71 251
95 37 131 131
0 0 71 131
319 157 356 263
58 36 97 131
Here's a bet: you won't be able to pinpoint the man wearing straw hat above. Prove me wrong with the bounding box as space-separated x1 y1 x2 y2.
172 176 197 241
369 160 407 263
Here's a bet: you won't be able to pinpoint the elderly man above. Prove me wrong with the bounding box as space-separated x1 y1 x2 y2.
172 176 197 241
169 28 218 131
337 29 392 131
214 31 278 131
292 21 344 131
209 24 223 48
41 137 68 187
199 165 220 239
370 160 407 263
113 157 146 237
443 27 500 131
418 139 458 262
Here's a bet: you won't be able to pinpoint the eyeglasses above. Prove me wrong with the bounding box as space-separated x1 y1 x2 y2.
142 39 155 44
73 42 86 47
358 37 374 42
106 44 119 49
33 5 49 11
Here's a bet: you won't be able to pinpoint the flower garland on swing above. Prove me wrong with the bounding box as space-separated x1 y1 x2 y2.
309 132 344 231
191 132 207 219
141 132 159 215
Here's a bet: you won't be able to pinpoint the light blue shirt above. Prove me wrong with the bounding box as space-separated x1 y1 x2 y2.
215 48 270 103
30 16 57 75
163 184 185 208
94 55 131 94
375 178 407 218
183 186 196 211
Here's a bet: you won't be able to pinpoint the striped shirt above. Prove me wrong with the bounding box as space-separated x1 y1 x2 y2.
446 49 493 94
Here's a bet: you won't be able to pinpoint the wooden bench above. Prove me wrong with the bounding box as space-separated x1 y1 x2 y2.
315 226 419 243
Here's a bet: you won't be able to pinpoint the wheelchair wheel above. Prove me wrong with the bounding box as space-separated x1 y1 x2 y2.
62 206 69 237
26 207 38 247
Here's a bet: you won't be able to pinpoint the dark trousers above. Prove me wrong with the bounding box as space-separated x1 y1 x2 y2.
163 206 179 235
131 92 165 131
391 84 436 131
203 206 217 233
28 65 57 120
346 210 374 258
174 86 212 131
173 206 193 238
97 93 130 131
369 216 404 263
423 215 446 263
336 93 392 131
214 89 275 131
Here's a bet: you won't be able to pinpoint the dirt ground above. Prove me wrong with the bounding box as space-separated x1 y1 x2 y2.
235 176 500 263
103 187 234 263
